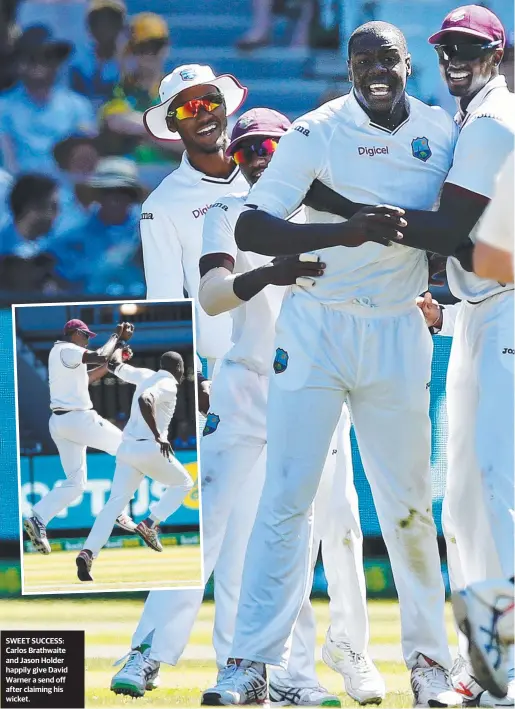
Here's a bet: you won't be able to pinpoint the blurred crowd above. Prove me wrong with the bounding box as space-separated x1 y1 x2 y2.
0 0 181 300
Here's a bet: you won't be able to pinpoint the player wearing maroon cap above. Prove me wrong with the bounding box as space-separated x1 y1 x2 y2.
301 5 514 705
23 320 136 554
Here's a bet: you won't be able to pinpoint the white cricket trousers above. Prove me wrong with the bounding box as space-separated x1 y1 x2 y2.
443 292 514 654
83 438 193 556
231 294 451 671
33 409 122 525
131 360 368 684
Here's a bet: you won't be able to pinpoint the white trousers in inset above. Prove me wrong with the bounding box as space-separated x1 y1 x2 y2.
131 359 368 685
231 295 451 671
442 292 514 657
83 438 193 557
33 409 122 525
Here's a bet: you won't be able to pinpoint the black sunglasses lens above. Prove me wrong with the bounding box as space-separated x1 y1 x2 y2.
437 43 494 61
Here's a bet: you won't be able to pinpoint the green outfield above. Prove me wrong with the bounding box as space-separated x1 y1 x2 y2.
1 597 459 707
22 544 202 594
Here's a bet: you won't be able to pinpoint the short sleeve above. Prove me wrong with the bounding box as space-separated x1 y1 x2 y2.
246 119 327 219
201 200 238 260
445 116 515 198
60 347 83 368
146 378 177 404
475 151 514 254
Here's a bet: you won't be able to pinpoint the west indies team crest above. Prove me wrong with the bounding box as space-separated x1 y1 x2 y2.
273 347 289 374
411 137 432 162
180 68 197 81
203 412 220 436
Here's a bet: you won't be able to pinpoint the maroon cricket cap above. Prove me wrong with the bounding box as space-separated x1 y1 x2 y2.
226 108 291 156
429 5 506 47
64 319 96 338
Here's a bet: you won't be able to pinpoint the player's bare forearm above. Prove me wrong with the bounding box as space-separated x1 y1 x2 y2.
82 352 108 365
304 180 364 218
235 209 350 256
138 393 161 440
95 333 120 360
87 362 109 384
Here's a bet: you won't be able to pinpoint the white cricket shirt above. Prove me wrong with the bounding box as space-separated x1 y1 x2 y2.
445 76 515 301
48 341 92 411
245 91 458 308
140 152 248 360
201 192 305 375
475 151 514 256
114 363 178 441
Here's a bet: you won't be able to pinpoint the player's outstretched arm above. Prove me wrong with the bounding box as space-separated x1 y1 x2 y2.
235 206 404 257
198 252 326 316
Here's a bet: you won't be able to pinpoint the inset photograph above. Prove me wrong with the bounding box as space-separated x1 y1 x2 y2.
14 299 202 594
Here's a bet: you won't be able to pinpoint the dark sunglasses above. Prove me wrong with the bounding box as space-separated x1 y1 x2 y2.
231 138 279 165
76 328 93 339
434 39 502 61
167 92 224 121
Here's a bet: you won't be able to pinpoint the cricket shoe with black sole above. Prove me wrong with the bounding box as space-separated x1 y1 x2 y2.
76 550 94 581
111 648 160 698
135 522 163 552
201 659 268 705
23 517 51 554
269 681 341 706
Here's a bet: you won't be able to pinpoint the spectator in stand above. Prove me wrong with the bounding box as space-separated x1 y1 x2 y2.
0 25 96 175
52 131 100 234
70 0 127 111
0 0 20 94
50 157 145 296
98 13 182 168
236 0 315 50
0 174 66 295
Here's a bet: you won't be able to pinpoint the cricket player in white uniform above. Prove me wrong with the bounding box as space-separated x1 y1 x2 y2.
206 22 463 708
379 8 515 704
112 67 375 705
75 350 193 582
23 319 137 555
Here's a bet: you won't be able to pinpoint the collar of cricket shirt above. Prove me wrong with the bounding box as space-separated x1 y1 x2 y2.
346 89 412 135
457 74 508 125
180 152 241 187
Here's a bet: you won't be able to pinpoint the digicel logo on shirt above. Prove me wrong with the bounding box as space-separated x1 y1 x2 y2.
358 146 389 156
192 205 211 219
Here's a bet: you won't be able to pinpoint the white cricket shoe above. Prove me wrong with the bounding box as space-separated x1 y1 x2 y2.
322 631 385 705
110 647 160 697
452 580 514 700
451 655 486 703
411 654 463 707
115 512 137 533
269 681 341 706
201 659 268 705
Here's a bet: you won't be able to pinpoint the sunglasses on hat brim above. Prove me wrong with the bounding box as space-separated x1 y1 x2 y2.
434 39 502 61
167 92 224 121
231 138 279 165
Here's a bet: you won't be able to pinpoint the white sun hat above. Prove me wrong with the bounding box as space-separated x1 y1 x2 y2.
143 64 248 141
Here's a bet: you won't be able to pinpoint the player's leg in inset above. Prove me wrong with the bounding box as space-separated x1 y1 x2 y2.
33 419 87 525
82 457 143 559
320 406 385 704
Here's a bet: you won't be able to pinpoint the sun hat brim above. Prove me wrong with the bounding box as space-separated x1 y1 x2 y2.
143 73 247 141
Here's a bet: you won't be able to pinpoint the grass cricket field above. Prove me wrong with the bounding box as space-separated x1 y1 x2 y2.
22 544 202 594
1 597 459 707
